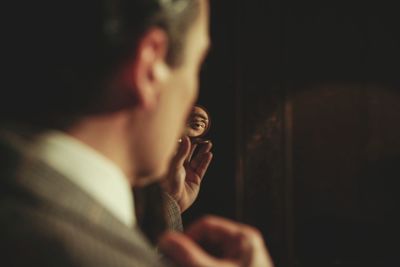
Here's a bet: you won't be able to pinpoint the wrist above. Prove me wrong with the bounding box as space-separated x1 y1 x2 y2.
163 193 183 232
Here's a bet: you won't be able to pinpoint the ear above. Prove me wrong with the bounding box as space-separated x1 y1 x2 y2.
131 28 170 110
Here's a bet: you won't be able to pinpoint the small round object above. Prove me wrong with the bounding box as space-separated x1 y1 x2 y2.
185 105 211 138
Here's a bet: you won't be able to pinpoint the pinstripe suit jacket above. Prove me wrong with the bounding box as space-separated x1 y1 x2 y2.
0 132 174 267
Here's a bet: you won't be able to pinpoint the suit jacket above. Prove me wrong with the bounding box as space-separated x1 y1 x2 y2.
134 184 183 246
0 132 174 267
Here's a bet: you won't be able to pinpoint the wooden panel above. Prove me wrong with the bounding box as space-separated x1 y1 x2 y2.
185 1 400 267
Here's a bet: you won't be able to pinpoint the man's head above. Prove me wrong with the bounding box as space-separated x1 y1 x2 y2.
3 0 210 184
127 0 210 184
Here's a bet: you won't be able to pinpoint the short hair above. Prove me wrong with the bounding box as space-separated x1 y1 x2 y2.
1 0 200 129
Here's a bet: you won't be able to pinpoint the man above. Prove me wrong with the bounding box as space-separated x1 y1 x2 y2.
0 0 274 266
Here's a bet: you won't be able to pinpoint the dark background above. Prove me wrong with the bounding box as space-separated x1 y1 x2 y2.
183 0 400 267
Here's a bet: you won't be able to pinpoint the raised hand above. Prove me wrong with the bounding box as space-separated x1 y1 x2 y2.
161 136 213 212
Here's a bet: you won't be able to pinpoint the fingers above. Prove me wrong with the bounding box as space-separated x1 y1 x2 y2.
186 216 260 245
193 152 213 179
187 143 198 163
190 141 213 178
160 216 274 267
192 141 212 164
159 232 236 267
185 216 272 266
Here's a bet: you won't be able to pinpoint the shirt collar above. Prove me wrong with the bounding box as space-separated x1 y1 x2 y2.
31 131 135 227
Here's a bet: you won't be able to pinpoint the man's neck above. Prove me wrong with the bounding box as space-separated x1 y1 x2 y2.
67 112 135 185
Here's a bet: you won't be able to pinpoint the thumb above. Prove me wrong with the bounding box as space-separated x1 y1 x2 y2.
172 136 191 168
